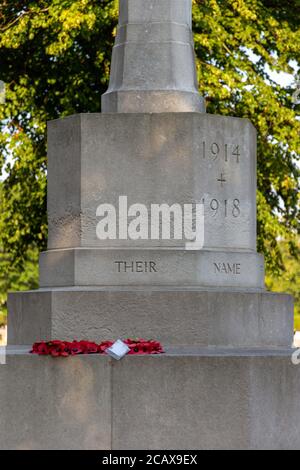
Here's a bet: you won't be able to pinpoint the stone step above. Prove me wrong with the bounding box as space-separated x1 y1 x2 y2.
8 288 293 348
0 350 300 449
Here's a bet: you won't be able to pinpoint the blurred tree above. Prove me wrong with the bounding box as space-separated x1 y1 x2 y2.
0 0 119 318
193 0 300 273
266 238 300 329
0 184 39 323
0 0 299 319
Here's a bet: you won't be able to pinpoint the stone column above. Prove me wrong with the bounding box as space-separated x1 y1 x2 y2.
101 0 205 113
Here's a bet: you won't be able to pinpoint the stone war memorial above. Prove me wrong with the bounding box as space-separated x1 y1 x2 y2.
0 0 300 450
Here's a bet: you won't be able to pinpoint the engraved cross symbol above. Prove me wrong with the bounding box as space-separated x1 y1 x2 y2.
217 173 226 187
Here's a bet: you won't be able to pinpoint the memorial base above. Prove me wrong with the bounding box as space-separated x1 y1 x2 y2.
0 348 300 450
7 288 293 349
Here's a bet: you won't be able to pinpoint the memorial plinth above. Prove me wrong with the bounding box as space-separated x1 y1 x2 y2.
7 110 292 346
1 0 299 450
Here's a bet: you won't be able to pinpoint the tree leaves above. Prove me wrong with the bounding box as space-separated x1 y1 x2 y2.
193 0 299 271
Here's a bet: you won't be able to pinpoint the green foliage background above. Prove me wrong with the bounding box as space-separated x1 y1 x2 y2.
0 0 299 325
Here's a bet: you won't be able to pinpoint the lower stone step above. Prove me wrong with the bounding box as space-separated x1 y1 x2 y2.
0 348 299 450
8 288 293 348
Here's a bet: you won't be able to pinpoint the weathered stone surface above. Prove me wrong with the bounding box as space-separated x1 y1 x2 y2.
112 351 300 450
47 113 257 253
7 288 293 348
8 291 52 345
0 350 300 450
101 0 205 113
102 90 205 114
0 351 111 450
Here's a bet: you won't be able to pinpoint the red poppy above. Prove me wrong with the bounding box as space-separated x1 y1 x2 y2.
31 342 49 355
98 341 113 353
31 338 164 357
79 341 99 354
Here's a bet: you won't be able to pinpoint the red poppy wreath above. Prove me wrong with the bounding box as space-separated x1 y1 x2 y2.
31 338 164 357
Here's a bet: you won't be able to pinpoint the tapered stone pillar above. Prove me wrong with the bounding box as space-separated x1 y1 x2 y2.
101 0 205 113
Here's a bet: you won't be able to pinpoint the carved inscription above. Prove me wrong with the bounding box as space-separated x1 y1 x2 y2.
114 261 158 273
202 142 240 163
214 262 241 275
202 198 241 218
200 140 243 219
217 173 226 187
